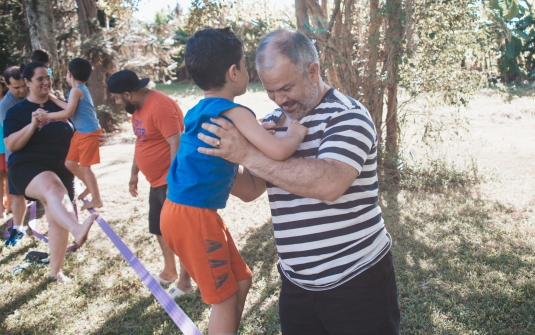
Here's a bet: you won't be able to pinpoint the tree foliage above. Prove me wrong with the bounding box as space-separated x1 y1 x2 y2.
173 0 293 81
0 0 30 71
484 0 535 81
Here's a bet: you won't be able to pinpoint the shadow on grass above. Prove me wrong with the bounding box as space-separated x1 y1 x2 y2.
92 295 188 335
0 278 49 333
380 171 535 335
0 243 34 266
239 219 281 334
88 219 281 334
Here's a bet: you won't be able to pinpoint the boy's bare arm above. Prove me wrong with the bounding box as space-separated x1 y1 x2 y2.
49 93 67 109
43 87 82 120
230 165 266 202
223 107 307 161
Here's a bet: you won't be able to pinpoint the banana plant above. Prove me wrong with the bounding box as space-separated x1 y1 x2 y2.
485 0 535 81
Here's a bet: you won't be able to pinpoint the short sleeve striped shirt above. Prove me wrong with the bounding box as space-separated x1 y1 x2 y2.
263 88 391 291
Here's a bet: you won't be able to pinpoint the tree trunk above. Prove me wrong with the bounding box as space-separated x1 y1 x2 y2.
384 0 404 156
76 0 97 36
23 0 60 89
363 0 384 142
76 0 107 108
295 0 308 35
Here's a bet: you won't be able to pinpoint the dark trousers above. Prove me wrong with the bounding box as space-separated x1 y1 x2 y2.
278 251 400 335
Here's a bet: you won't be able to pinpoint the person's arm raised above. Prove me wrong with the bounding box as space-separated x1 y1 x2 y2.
223 107 307 161
42 87 82 120
198 117 358 202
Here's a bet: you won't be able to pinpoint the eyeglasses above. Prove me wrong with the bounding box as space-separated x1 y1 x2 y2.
30 76 51 84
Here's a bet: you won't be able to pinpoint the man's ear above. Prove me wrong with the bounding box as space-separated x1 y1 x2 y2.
122 92 132 101
227 64 238 82
307 62 320 83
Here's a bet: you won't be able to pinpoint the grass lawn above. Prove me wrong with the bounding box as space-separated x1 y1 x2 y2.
0 91 534 334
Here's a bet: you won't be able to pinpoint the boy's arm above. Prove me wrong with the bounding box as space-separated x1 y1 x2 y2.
49 92 68 109
223 107 307 161
45 87 82 120
230 165 266 202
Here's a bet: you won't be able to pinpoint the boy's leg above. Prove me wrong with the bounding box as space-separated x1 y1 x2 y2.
65 160 91 199
235 277 252 329
209 293 239 335
79 166 102 210
76 130 103 208
209 278 251 335
65 160 83 180
151 185 193 288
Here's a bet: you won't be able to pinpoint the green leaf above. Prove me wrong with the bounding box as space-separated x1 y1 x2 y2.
503 0 519 21
505 40 516 58
514 29 529 40
489 0 501 10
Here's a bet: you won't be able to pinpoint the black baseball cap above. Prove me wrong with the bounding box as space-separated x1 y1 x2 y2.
107 70 150 93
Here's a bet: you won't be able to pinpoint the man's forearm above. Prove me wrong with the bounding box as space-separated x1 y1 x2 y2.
131 158 139 175
242 150 356 202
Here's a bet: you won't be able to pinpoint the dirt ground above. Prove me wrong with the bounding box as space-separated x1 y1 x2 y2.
0 88 533 334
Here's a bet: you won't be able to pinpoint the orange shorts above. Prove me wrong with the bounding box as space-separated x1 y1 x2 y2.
0 154 7 171
160 200 253 305
66 129 102 166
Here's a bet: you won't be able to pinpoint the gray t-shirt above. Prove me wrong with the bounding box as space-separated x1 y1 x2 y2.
0 91 24 159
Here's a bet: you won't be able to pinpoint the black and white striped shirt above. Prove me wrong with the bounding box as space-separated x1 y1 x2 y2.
264 88 391 290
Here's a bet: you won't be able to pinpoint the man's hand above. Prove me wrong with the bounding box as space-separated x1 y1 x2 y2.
197 117 256 165
98 130 107 147
129 174 139 197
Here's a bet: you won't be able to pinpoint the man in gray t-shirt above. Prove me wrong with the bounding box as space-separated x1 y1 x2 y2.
1 66 28 246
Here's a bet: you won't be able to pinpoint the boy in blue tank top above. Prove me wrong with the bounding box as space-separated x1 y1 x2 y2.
161 28 307 334
34 58 103 210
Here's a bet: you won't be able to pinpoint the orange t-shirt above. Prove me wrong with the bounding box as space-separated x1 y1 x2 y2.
132 90 184 187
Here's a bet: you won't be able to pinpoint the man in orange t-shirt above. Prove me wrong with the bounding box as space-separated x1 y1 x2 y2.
107 70 193 296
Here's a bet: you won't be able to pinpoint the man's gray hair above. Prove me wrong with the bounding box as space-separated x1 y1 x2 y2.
256 29 319 76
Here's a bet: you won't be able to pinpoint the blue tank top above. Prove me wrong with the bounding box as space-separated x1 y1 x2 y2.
167 98 254 209
69 84 100 133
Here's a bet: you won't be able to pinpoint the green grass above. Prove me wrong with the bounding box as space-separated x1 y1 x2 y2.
154 82 266 97
0 159 533 334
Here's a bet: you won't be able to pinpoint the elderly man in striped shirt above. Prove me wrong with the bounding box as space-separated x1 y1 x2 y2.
198 28 400 335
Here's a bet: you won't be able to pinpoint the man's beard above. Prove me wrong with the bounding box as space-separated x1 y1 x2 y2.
282 80 319 121
123 99 137 114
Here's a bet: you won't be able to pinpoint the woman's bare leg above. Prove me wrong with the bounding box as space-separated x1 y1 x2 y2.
25 171 96 246
45 201 69 279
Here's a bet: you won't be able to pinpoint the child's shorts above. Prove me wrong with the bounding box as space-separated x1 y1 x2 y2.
66 129 102 166
0 154 7 171
160 200 253 305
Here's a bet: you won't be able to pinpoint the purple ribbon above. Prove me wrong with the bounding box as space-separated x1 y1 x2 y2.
84 201 202 335
3 201 79 252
